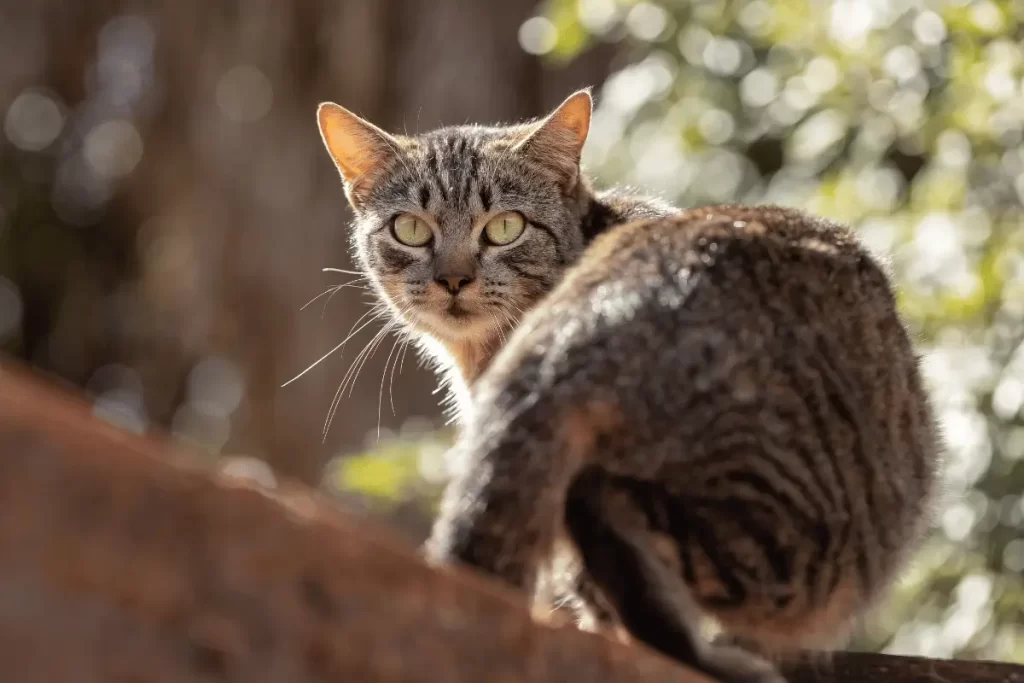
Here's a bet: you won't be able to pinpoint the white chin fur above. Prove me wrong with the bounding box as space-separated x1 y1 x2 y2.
418 308 492 342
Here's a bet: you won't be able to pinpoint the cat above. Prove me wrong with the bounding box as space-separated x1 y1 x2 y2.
315 89 674 422
424 206 941 682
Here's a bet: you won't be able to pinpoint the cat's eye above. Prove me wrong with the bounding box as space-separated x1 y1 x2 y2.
393 214 433 247
483 212 527 246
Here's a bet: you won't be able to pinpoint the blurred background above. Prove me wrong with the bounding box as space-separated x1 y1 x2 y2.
1 0 1022 663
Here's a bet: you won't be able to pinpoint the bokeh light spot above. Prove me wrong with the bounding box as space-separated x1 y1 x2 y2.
83 119 144 179
3 90 64 151
187 355 246 418
625 2 668 42
216 65 274 123
518 17 557 55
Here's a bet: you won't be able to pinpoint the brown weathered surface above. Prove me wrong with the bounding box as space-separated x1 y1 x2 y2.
782 651 1023 683
0 359 1022 683
0 359 712 683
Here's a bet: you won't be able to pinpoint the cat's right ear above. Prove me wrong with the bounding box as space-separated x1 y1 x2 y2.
514 89 593 190
317 103 400 210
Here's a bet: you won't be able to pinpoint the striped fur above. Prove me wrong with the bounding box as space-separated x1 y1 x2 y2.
317 91 675 420
425 206 941 683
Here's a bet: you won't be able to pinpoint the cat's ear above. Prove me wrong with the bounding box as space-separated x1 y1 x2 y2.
514 89 592 189
317 102 400 209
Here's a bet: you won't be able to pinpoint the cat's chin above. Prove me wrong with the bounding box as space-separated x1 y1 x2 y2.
408 307 507 389
415 311 496 346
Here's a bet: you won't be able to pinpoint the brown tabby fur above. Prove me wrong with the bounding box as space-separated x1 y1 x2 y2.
425 206 941 683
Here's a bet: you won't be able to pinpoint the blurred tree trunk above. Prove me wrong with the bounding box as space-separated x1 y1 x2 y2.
0 0 618 484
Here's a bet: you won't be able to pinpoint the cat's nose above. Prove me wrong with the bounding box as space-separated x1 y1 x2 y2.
436 273 474 295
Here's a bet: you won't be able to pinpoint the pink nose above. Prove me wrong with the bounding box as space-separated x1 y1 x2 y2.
436 274 474 295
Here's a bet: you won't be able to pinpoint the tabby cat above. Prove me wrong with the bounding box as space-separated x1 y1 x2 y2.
315 90 673 421
424 206 941 683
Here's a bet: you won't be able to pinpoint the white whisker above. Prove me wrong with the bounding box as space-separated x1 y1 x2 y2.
391 336 411 415
301 285 343 311
324 318 398 438
320 282 370 319
282 305 389 387
486 310 507 348
322 267 368 276
398 334 412 375
377 334 406 439
299 281 368 313
345 322 394 397
322 304 414 439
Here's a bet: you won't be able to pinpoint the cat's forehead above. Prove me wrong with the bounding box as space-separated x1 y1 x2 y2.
411 125 522 160
377 125 535 212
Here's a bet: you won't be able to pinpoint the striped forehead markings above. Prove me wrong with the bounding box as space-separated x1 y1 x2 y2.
421 133 487 209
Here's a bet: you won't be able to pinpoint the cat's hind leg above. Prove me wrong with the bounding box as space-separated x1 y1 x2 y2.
564 467 787 683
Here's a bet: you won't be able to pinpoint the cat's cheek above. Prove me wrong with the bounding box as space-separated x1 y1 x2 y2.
374 240 423 274
375 277 412 311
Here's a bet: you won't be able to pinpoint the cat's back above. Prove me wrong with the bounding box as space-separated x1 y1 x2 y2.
493 204 908 387
480 203 938 552
555 203 886 330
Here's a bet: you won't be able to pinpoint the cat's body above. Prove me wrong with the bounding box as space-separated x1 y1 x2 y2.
424 206 940 682
315 91 674 420
315 93 940 682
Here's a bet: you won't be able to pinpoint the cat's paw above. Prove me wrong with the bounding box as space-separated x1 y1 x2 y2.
697 643 788 683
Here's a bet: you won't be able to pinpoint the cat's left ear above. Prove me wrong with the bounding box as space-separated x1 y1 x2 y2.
317 102 401 210
514 88 592 189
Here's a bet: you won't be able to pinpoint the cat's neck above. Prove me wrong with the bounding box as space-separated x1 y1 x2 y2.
417 334 503 424
445 336 501 387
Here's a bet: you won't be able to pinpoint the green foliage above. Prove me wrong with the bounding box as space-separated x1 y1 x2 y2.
328 427 453 514
334 445 422 502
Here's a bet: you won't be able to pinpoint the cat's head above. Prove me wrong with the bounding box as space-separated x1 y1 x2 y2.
315 91 593 351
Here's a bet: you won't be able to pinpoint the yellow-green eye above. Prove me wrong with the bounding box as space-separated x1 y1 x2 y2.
483 212 526 246
393 214 432 247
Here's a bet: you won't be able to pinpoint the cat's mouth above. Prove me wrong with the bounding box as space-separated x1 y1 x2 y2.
445 299 473 319
398 285 503 342
412 296 494 342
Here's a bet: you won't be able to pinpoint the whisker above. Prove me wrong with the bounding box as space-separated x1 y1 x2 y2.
506 306 523 327
498 309 517 344
300 282 368 313
325 302 413 438
322 373 348 443
321 311 390 435
320 282 371 319
345 322 394 398
324 318 399 438
377 334 406 439
322 267 368 276
283 305 389 387
301 286 343 312
390 336 411 415
486 310 507 347
336 321 392 399
398 334 412 375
